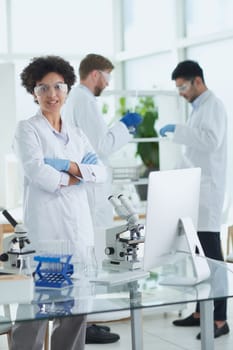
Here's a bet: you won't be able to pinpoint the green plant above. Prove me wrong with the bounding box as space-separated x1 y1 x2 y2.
134 97 159 169
117 96 159 170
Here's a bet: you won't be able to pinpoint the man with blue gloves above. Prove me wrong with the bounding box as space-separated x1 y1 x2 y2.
62 53 142 344
159 124 175 136
63 54 142 231
160 60 229 339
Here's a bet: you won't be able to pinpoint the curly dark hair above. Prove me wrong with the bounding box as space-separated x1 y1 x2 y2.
21 55 76 95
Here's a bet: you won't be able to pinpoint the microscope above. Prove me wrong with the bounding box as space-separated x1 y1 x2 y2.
103 194 144 270
0 209 35 273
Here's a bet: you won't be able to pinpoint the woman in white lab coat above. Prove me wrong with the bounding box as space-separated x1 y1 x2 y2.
15 109 106 250
11 55 107 350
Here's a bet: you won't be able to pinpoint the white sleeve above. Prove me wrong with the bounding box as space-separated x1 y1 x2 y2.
65 89 132 158
173 101 226 152
59 172 70 186
78 164 108 183
13 121 62 192
74 127 108 183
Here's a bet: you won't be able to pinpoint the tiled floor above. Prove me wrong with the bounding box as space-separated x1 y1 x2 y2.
86 300 233 350
85 300 233 350
1 300 232 350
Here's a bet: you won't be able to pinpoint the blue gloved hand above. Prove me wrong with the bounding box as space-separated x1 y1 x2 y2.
159 124 176 137
44 158 70 172
81 152 98 164
120 112 142 128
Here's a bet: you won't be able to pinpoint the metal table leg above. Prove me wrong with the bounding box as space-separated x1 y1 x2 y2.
200 299 214 350
129 282 143 350
131 307 143 350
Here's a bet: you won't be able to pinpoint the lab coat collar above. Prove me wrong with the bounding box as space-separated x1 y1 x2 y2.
191 90 211 109
79 84 95 98
38 109 69 144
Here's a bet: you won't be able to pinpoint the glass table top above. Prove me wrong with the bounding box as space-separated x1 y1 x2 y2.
0 253 233 325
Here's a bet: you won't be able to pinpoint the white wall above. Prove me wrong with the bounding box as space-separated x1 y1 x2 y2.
0 63 16 207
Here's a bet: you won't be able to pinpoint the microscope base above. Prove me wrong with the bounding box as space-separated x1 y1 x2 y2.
102 258 142 271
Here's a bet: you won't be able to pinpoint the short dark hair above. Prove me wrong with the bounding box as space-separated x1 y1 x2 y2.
21 55 76 95
79 53 114 80
171 60 205 83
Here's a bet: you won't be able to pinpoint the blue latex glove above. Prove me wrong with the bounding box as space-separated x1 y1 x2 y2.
159 124 176 137
81 152 98 164
120 112 142 128
44 158 70 171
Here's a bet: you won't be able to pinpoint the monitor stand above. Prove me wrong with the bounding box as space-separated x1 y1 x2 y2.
159 217 211 286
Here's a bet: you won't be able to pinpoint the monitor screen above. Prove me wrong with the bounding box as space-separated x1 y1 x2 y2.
143 168 201 271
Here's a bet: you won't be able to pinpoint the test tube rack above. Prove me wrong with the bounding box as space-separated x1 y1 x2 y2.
34 254 74 289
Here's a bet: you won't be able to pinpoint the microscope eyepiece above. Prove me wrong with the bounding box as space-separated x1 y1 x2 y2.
2 209 18 227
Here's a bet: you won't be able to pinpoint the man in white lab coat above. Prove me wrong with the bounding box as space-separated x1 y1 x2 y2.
160 60 229 339
63 54 142 344
63 53 142 229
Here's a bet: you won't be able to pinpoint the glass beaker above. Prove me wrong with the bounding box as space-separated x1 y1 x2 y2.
18 255 32 277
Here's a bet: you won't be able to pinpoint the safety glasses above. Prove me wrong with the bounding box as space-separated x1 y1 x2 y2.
98 70 111 83
34 82 68 96
176 79 194 92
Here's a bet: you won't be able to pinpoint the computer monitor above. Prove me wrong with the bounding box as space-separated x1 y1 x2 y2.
143 168 210 285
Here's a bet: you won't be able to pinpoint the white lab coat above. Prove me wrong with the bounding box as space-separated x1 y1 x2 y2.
13 110 108 251
173 90 227 231
63 84 132 228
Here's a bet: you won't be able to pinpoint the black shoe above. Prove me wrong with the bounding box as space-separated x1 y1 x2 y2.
196 322 230 340
85 324 120 344
173 314 200 326
90 324 111 332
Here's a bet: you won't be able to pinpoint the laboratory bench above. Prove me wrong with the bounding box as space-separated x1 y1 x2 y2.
0 253 233 350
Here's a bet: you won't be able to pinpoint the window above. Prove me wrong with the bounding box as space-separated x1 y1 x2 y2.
185 0 233 37
124 53 175 90
123 0 175 52
0 0 7 53
11 0 113 55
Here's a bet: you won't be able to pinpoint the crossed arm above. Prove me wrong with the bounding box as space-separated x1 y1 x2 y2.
44 153 99 187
